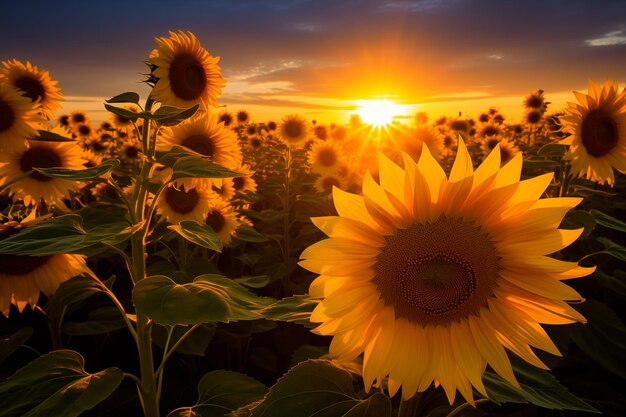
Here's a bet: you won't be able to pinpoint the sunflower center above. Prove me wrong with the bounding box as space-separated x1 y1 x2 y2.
317 148 337 166
0 229 52 275
125 145 140 159
527 96 543 109
20 146 63 182
182 134 214 158
206 210 225 233
164 186 199 214
581 110 619 157
526 111 542 124
373 217 499 325
14 76 46 103
233 176 245 191
284 121 303 138
0 98 16 133
168 53 207 101
322 177 340 190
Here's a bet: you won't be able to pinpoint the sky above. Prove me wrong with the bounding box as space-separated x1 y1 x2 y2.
2 0 626 124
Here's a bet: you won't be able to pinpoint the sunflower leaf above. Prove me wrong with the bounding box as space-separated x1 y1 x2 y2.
589 209 626 233
45 275 109 320
32 129 74 142
168 370 268 417
234 224 270 243
152 323 216 356
569 300 626 379
105 92 140 104
170 156 246 180
34 159 120 181
168 221 223 252
249 359 391 417
258 295 319 327
104 104 140 122
151 104 199 126
537 143 567 157
0 350 123 417
0 328 33 366
483 354 599 412
597 237 626 262
132 274 271 326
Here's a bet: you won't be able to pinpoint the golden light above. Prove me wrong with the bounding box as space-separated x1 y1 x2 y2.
356 99 400 127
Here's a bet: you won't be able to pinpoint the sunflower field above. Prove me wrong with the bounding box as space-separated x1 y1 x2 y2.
1 30 625 417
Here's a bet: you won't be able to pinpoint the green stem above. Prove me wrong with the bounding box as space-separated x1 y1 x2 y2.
282 146 292 294
559 164 572 197
445 399 491 417
154 324 201 378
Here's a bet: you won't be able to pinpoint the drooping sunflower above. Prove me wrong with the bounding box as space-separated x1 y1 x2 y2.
560 80 626 186
279 114 309 146
149 30 225 108
0 219 93 316
307 139 345 175
0 83 42 153
156 184 213 224
300 140 594 404
158 111 242 187
1 59 64 120
205 201 240 246
0 132 86 207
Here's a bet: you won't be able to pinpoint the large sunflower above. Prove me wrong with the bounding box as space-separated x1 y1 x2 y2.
158 112 242 188
278 114 308 146
0 219 93 316
560 80 626 186
0 83 42 153
300 140 594 404
0 131 86 207
1 59 64 120
149 30 226 108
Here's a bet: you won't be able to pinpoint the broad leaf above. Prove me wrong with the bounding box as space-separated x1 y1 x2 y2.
45 275 109 320
132 274 271 326
152 324 216 356
35 159 120 181
260 295 319 327
537 143 567 157
483 354 598 412
105 92 140 104
0 350 123 417
152 104 199 126
62 306 127 336
32 129 74 142
171 156 245 181
168 370 267 417
104 104 139 122
0 328 33 366
234 224 269 243
234 275 270 289
250 359 391 417
168 221 223 252
597 237 626 262
590 209 626 233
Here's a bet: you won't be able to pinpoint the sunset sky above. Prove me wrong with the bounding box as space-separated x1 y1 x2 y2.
2 0 626 124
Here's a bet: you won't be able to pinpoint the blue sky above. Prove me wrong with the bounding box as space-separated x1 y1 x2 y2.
2 0 626 122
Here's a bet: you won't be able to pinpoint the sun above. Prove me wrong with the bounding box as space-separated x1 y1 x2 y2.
356 99 400 127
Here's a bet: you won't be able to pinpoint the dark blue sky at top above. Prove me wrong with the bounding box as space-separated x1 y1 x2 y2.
2 0 626 111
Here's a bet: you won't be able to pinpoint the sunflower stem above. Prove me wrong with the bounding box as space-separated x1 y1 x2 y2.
281 145 292 295
445 399 491 417
559 163 572 197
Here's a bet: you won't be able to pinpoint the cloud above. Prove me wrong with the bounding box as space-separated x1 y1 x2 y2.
585 29 626 46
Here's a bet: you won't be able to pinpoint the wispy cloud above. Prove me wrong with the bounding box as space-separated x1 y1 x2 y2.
585 28 626 46
379 0 461 13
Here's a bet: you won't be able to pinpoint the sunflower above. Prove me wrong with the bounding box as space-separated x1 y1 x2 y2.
218 111 233 127
278 114 309 146
158 111 242 187
0 132 86 207
149 30 225 108
0 83 42 153
300 140 594 404
212 177 236 202
480 136 520 165
525 109 543 126
1 59 64 120
156 184 213 224
524 89 548 114
236 110 250 124
307 140 344 175
232 164 257 194
314 124 329 140
314 172 347 193
110 104 140 132
69 110 89 126
205 201 240 246
0 219 93 316
560 80 626 186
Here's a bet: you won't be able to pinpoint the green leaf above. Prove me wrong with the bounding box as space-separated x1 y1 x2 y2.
537 143 567 157
483 354 598 412
32 129 74 142
0 350 123 417
597 237 626 262
250 359 391 417
590 209 626 232
595 270 626 298
168 370 268 417
104 104 139 122
45 275 109 320
35 159 120 181
0 214 138 256
61 307 127 336
569 300 626 379
168 221 223 252
259 295 319 327
105 92 140 104
171 156 245 181
0 328 33 366
234 224 269 243
152 104 199 126
152 324 216 356
234 275 270 289
157 145 205 167
132 274 271 326
570 185 617 198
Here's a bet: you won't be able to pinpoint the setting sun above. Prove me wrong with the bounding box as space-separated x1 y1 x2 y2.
356 99 400 127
